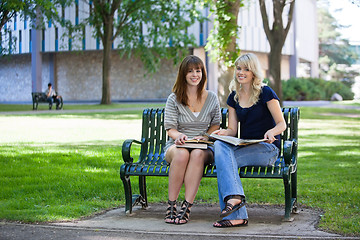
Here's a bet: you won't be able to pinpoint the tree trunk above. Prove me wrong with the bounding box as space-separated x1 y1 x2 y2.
268 44 283 106
218 65 235 107
217 0 241 107
101 20 113 105
259 0 295 107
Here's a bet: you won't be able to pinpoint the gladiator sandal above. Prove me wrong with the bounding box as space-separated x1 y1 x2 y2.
220 195 246 218
175 200 193 225
164 200 177 224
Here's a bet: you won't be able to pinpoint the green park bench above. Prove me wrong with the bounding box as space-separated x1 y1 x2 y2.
31 92 63 110
120 107 300 221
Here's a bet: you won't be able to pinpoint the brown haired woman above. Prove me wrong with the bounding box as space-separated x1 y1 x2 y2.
164 55 221 224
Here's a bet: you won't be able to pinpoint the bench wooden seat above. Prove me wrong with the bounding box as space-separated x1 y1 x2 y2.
31 92 63 110
120 107 300 221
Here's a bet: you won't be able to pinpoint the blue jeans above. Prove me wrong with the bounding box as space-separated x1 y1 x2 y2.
214 140 279 220
47 97 60 107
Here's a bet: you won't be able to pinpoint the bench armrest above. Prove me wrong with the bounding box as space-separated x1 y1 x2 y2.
283 140 297 166
122 139 142 164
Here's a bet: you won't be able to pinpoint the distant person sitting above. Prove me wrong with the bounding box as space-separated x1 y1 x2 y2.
45 83 61 110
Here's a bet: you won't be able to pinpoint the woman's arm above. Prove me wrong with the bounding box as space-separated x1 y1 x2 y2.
264 99 287 143
167 129 188 145
207 125 220 135
192 124 220 141
212 106 238 137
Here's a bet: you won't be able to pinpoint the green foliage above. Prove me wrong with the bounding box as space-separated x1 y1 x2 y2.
0 0 72 55
317 4 359 82
0 0 25 31
317 6 341 43
205 0 243 67
320 41 358 66
282 77 354 101
83 0 205 72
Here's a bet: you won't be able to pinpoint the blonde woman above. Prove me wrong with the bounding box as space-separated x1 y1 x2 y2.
212 53 286 228
164 55 221 224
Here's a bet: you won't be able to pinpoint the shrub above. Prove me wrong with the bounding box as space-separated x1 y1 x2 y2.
282 77 354 101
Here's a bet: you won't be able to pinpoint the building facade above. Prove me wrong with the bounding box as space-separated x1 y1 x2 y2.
0 0 318 103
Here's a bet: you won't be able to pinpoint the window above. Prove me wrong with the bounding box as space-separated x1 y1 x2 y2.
42 29 45 52
19 30 22 53
82 26 85 50
24 16 27 29
55 27 58 51
199 22 204 46
75 0 79 25
62 5 65 23
29 29 32 52
9 31 12 53
14 13 17 30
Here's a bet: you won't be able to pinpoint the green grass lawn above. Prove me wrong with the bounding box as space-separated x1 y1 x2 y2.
0 104 359 236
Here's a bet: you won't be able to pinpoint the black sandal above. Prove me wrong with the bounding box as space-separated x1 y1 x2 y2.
220 195 246 218
175 200 193 225
213 219 248 228
164 200 177 224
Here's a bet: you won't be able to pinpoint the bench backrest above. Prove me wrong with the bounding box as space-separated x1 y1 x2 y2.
137 107 299 167
31 92 47 101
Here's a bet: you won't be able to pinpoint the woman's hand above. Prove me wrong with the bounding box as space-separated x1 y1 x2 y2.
193 135 208 141
212 129 228 136
174 133 188 145
264 130 276 143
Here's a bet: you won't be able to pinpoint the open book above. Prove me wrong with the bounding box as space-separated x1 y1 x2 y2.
176 139 214 150
208 133 267 146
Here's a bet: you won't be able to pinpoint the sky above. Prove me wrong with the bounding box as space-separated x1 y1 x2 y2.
328 0 360 43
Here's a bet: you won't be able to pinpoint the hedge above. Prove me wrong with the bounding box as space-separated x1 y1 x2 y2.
282 77 354 101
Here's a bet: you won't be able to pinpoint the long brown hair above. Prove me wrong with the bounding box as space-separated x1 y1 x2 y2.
172 55 207 106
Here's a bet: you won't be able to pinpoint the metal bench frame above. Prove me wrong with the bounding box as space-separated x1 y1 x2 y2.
120 107 299 221
31 92 63 110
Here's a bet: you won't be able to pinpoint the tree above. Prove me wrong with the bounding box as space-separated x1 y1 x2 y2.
317 3 359 84
0 0 24 32
350 0 360 6
259 0 295 104
205 0 243 106
1 0 30 55
76 0 204 104
0 0 71 55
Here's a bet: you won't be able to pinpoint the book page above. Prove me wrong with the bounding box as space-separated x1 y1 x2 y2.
183 139 214 144
208 134 241 145
209 133 266 146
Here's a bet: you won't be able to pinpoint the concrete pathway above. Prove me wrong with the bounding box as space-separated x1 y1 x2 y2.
1 203 358 240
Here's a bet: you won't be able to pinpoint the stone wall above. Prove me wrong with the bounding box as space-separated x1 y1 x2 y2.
0 54 32 102
0 51 177 102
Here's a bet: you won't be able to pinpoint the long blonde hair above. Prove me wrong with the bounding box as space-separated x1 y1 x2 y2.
229 53 264 105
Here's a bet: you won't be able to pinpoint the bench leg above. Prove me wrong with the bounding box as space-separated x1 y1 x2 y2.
58 97 63 110
33 101 38 110
283 177 294 221
139 176 148 209
291 171 298 213
120 173 133 215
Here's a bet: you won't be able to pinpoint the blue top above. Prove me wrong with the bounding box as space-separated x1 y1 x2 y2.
227 86 281 149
